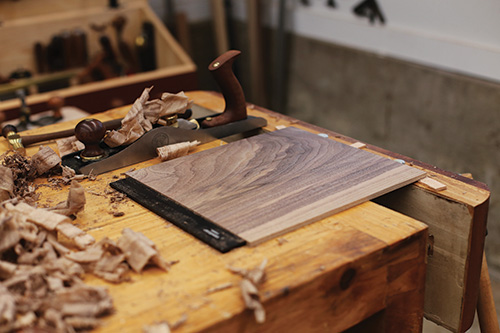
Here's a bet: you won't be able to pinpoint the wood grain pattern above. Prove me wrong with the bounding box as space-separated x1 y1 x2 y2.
127 127 426 245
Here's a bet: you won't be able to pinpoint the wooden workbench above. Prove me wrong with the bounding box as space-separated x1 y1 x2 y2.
1 90 489 332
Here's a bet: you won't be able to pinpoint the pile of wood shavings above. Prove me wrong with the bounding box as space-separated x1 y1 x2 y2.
0 148 173 332
1 152 39 203
0 198 172 332
228 259 268 324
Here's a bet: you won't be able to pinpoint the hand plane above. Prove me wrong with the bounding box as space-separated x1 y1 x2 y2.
59 50 267 174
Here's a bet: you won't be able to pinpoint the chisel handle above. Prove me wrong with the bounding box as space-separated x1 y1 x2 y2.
2 118 122 148
201 50 247 128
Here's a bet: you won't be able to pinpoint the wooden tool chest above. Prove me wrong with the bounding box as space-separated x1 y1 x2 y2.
0 0 197 119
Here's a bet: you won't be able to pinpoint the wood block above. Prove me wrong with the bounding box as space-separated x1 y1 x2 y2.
127 127 426 245
418 176 447 191
350 141 367 149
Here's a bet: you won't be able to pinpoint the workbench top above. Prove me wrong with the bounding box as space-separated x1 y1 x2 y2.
1 90 489 332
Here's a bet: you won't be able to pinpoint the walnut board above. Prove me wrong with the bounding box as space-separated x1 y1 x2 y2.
127 127 426 245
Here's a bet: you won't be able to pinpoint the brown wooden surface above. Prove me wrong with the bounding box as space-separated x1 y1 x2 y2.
128 127 425 245
0 0 196 117
0 90 431 332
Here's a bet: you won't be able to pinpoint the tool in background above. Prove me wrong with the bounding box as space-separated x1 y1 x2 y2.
247 0 267 107
14 89 32 132
9 68 32 81
99 34 124 77
34 30 89 74
71 29 89 68
272 0 287 114
109 0 119 8
4 93 67 133
112 15 139 74
353 0 386 24
34 42 47 74
135 21 157 72
211 0 230 55
47 35 66 72
34 96 65 127
327 0 336 8
78 23 121 83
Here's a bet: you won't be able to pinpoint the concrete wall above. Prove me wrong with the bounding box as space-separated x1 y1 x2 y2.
284 36 500 273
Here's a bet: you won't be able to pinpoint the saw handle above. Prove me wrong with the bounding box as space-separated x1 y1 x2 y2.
1 118 122 148
201 50 247 128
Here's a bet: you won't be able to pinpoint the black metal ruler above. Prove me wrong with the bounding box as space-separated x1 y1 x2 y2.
110 177 246 253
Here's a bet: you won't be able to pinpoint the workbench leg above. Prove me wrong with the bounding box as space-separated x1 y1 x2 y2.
477 252 500 333
381 254 426 332
346 236 427 333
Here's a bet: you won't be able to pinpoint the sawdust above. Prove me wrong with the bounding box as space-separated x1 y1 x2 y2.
1 151 39 202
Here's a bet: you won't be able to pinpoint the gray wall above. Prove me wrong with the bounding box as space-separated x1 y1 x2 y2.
284 36 500 272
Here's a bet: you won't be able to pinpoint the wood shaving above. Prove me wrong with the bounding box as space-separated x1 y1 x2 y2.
5 202 70 231
228 259 267 324
143 321 171 333
49 181 86 217
0 196 172 331
104 87 193 148
0 167 13 202
157 140 200 161
1 152 38 202
117 228 171 273
170 313 188 329
0 203 108 332
276 237 288 245
143 314 187 333
205 282 233 295
31 146 62 175
56 136 85 157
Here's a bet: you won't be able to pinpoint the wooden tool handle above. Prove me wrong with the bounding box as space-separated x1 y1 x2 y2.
201 50 247 128
2 118 122 147
75 119 106 158
2 124 17 138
